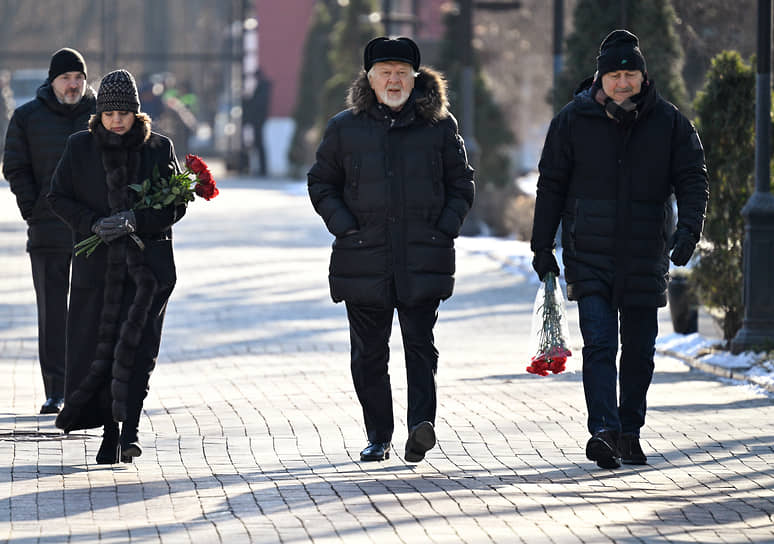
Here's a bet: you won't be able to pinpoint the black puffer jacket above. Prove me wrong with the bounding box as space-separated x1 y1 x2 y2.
531 79 708 307
308 67 475 307
3 82 96 251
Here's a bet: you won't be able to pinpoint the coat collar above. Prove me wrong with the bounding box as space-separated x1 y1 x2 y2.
346 66 449 124
36 82 96 118
572 76 658 120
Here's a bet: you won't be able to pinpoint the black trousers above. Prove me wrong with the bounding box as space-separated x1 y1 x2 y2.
345 299 439 444
29 250 71 399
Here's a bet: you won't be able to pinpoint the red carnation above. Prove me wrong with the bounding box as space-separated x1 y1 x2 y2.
527 272 572 377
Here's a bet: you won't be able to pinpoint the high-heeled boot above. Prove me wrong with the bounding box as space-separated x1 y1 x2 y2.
96 422 120 464
120 408 142 463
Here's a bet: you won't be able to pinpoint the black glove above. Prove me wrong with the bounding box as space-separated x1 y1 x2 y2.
670 227 698 266
92 210 136 243
532 249 560 281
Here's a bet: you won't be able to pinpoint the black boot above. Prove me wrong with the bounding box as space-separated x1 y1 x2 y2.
619 433 647 465
96 423 120 464
586 430 622 469
120 417 142 463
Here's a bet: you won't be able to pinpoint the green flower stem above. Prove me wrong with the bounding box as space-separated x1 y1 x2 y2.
535 272 568 354
74 234 103 257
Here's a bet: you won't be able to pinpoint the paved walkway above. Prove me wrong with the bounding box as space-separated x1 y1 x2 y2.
1 179 773 543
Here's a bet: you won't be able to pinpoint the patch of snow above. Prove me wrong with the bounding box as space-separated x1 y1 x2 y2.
515 171 539 197
655 332 712 357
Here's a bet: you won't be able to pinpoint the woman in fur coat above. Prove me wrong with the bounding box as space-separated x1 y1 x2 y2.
48 69 185 464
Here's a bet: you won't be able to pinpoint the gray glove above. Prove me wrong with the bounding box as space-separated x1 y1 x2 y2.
669 227 698 266
91 210 136 243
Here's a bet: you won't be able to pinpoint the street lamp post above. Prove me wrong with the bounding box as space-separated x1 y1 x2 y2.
553 0 564 113
730 0 774 353
458 0 479 168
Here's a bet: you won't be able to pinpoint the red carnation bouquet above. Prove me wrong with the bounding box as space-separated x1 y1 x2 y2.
527 272 572 376
75 154 218 257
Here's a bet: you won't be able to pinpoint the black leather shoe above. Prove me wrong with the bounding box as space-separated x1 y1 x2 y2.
120 441 142 463
586 430 622 469
405 421 436 463
40 397 64 415
360 442 391 461
96 435 120 464
619 433 647 465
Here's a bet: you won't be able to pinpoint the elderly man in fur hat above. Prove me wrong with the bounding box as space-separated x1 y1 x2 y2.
531 30 708 469
308 36 475 463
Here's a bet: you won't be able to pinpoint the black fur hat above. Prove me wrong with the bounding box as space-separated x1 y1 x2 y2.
364 36 420 72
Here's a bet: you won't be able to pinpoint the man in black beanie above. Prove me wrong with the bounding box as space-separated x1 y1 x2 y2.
2 48 96 414
308 36 474 463
530 29 709 468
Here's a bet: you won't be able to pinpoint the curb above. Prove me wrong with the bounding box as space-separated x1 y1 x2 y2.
658 348 774 394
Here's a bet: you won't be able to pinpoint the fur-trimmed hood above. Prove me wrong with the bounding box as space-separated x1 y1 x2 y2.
346 66 449 123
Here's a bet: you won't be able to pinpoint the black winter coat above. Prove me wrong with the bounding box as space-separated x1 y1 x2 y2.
531 79 708 307
308 68 475 307
48 118 185 431
3 82 96 252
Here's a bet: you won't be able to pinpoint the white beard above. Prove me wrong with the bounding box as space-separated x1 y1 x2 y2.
376 88 410 110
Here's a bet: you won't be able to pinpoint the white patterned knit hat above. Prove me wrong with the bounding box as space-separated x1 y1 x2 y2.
97 69 140 114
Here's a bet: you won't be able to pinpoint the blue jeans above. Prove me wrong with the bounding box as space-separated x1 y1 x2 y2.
577 295 658 437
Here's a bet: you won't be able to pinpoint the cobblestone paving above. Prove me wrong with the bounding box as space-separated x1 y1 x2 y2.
1 179 773 543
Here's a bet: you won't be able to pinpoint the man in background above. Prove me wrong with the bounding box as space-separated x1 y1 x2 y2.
3 48 96 414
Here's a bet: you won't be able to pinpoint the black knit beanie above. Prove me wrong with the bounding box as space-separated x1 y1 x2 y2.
97 69 140 113
596 30 647 79
48 48 87 82
364 36 421 72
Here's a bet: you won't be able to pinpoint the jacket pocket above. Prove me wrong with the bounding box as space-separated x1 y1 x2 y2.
407 218 453 248
330 225 387 277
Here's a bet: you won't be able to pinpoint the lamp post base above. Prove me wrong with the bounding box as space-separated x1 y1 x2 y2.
731 323 774 354
731 191 774 354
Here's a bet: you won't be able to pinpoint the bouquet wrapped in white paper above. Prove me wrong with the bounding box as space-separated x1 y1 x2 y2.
527 272 572 376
